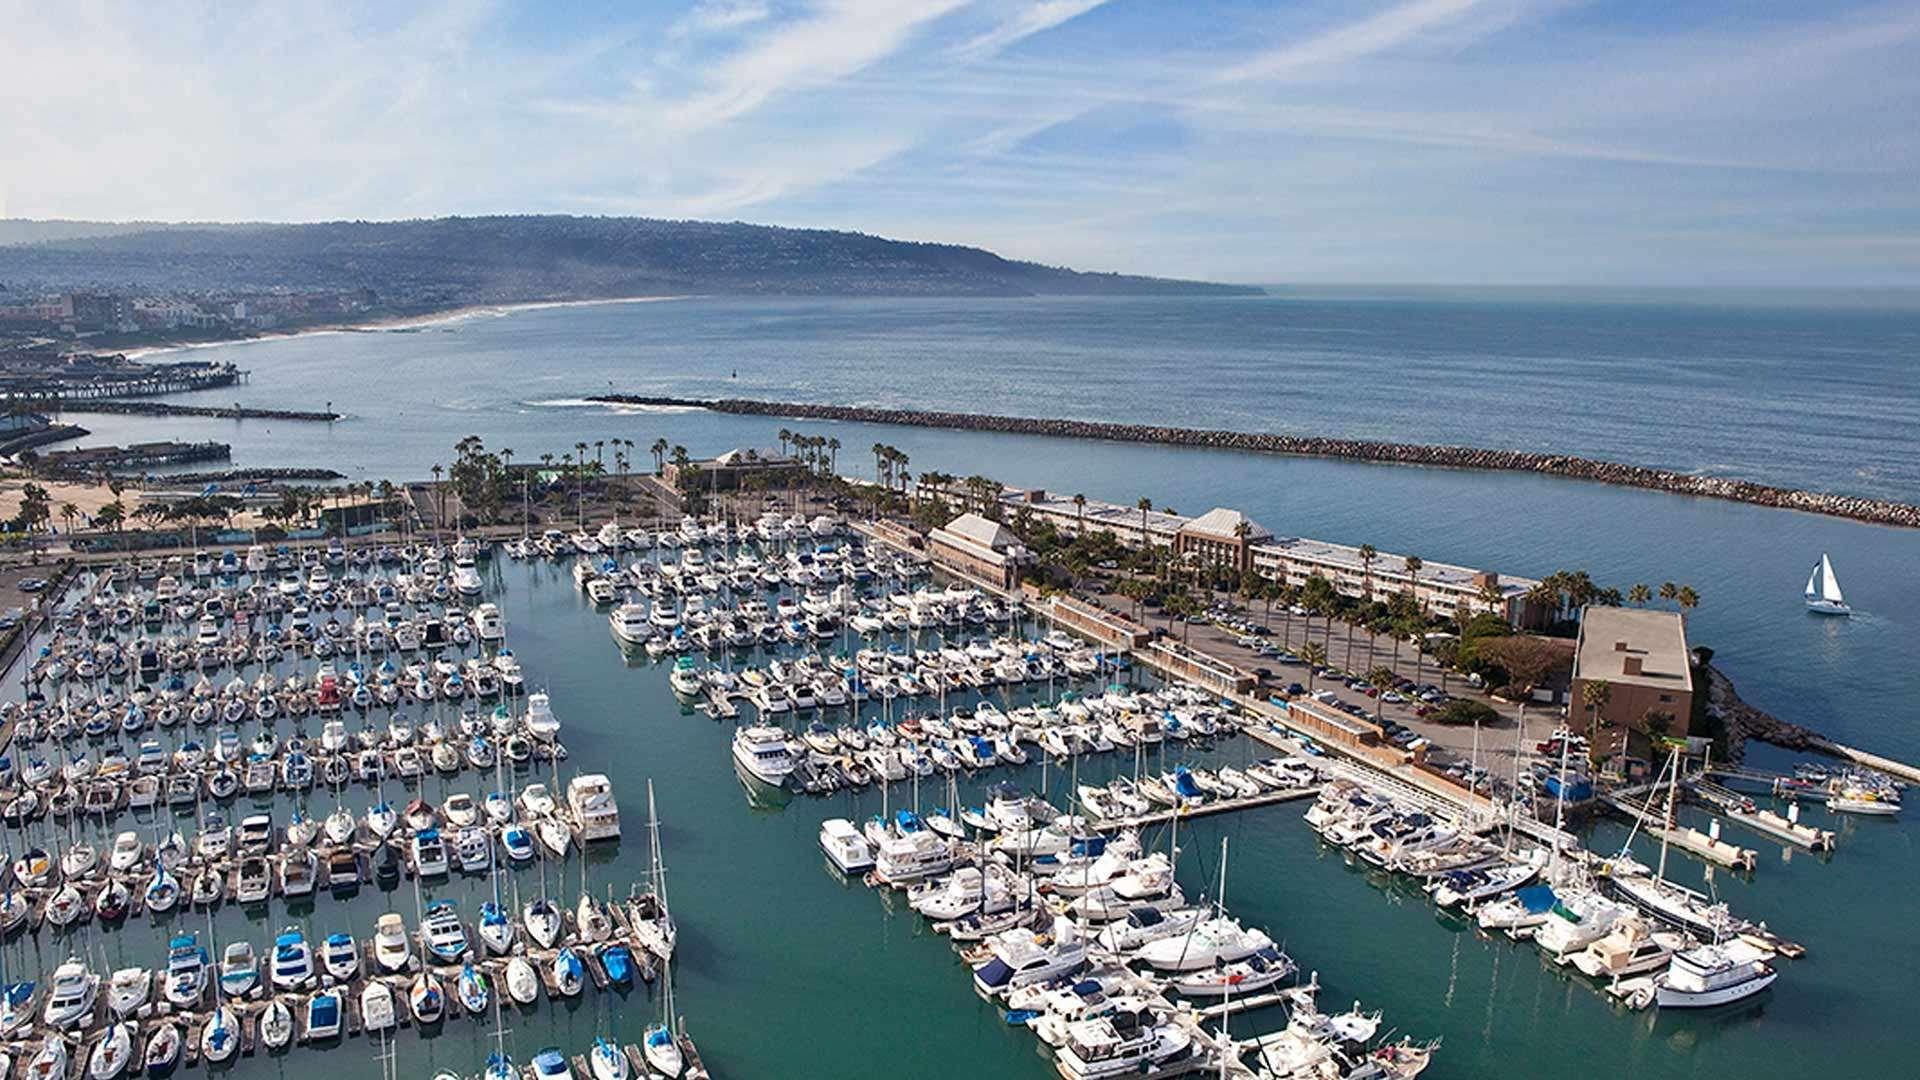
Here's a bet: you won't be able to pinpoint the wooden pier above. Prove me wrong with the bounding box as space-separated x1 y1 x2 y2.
1086 785 1320 832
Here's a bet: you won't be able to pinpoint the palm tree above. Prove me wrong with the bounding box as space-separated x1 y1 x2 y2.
58 502 78 536
651 438 668 474
1368 665 1398 723
1300 641 1327 693
1358 544 1376 596
1675 585 1700 616
1402 554 1423 609
1581 680 1612 772
1136 496 1152 545
778 429 793 457
826 437 841 476
1658 581 1678 606
429 464 444 533
1072 493 1087 536
1628 583 1651 607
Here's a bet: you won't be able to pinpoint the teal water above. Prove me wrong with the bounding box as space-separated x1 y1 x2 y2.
27 293 1918 1075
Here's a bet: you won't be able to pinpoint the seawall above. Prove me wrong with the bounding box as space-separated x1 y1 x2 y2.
588 395 1920 529
71 400 341 422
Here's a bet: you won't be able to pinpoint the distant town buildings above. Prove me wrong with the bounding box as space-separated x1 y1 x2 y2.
0 287 377 343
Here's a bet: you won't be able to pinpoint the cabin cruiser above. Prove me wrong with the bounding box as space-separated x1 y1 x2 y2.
819 819 875 874
1053 1004 1197 1080
375 914 413 973
972 916 1091 1000
567 773 620 840
1132 916 1272 971
732 724 795 786
270 928 315 990
1650 939 1778 1008
41 958 98 1028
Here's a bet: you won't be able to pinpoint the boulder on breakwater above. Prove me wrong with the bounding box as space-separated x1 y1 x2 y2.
587 394 1920 530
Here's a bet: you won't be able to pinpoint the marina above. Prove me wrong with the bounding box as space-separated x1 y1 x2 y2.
0 315 1912 1078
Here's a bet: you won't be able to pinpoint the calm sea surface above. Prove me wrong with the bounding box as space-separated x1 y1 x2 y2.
37 293 1920 1078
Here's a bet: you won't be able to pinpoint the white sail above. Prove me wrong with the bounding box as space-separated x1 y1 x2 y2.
1820 554 1844 603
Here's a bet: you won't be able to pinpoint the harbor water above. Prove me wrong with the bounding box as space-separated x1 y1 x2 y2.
29 293 1920 1076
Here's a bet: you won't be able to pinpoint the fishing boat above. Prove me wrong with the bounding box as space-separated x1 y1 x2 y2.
1804 552 1850 615
422 901 470 962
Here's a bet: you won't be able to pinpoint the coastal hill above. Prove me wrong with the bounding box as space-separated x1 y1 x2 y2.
0 215 1257 303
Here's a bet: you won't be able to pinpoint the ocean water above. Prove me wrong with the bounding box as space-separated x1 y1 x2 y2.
34 292 1920 1078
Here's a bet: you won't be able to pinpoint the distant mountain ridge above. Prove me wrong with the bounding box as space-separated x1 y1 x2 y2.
0 215 1257 301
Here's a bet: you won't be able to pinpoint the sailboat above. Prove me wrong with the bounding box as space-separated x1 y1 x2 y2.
1805 553 1850 615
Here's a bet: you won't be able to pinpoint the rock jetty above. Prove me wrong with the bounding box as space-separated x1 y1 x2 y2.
589 395 1920 529
73 400 341 421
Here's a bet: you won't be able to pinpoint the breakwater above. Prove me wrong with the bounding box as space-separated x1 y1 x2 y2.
74 399 341 421
153 466 347 484
589 395 1920 529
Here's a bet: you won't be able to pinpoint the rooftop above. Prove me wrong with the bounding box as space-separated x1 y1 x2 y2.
935 512 1022 554
1572 606 1693 692
1182 507 1271 541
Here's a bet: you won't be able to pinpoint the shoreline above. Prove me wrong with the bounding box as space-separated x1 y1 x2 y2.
120 294 693 360
590 394 1920 529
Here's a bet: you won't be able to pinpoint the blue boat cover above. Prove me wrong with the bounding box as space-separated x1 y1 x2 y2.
1516 884 1558 913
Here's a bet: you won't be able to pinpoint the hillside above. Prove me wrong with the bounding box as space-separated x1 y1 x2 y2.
0 215 1257 302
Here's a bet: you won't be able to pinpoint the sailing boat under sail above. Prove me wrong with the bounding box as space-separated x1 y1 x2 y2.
1805 553 1849 616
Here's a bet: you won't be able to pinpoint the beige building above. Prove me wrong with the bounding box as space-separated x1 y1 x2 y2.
927 512 1032 592
1174 508 1271 573
661 447 809 491
1002 488 1544 626
1569 606 1694 739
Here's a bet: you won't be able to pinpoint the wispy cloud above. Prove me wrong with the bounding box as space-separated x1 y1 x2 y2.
661 0 971 134
953 0 1109 60
2 1 1917 285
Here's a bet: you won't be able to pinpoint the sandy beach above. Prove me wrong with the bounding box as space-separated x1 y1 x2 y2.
122 294 693 360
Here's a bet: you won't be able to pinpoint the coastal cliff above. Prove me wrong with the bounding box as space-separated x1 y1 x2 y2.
590 395 1920 529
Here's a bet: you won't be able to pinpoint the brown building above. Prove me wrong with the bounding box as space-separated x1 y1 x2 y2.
1569 606 1694 741
927 512 1032 592
1174 508 1271 574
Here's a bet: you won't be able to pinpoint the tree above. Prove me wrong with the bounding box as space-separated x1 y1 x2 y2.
651 438 668 475
1628 583 1652 607
1675 585 1699 616
1480 635 1566 749
1581 679 1613 772
1434 698 1500 726
1368 665 1398 723
58 502 78 535
1299 641 1327 693
1358 544 1376 596
1072 493 1087 536
1659 581 1678 605
1136 496 1152 547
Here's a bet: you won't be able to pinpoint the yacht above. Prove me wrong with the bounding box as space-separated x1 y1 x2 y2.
566 774 621 841
1652 940 1778 1008
163 935 209 1007
971 916 1091 999
525 692 561 741
732 724 796 786
609 602 652 645
41 958 99 1028
473 603 507 642
1053 1005 1196 1080
1132 916 1272 971
451 555 483 597
819 819 875 874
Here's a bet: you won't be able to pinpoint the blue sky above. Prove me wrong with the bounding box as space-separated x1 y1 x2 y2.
5 0 1918 285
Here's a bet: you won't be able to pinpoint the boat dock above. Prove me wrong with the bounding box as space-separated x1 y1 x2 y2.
1603 796 1758 871
1690 779 1836 852
1086 785 1320 832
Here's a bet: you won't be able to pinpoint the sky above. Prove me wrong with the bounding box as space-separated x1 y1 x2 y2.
3 0 1919 286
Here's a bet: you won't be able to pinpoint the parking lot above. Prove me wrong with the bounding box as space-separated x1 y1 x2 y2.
1083 584 1569 787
